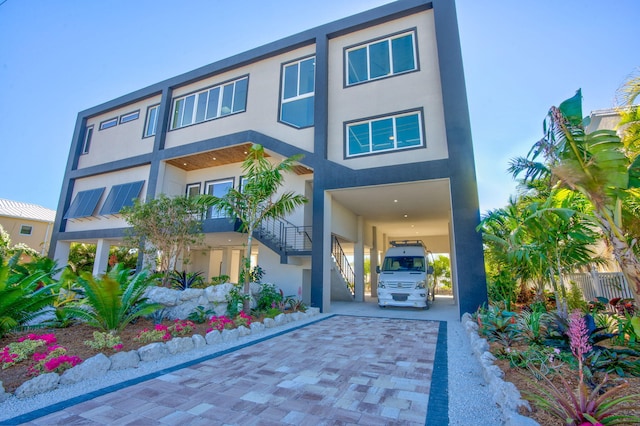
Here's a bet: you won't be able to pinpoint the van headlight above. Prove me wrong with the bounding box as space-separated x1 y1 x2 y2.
416 280 426 289
378 281 386 289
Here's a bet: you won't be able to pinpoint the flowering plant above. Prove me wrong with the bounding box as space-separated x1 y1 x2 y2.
207 315 235 332
84 331 123 351
233 312 252 328
1 333 58 369
525 310 640 425
134 320 196 343
28 345 82 377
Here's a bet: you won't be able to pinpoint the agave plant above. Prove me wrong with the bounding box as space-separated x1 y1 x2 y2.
0 253 59 338
169 270 204 291
65 264 162 332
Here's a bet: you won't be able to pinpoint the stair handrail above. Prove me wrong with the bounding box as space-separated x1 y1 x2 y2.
331 236 355 296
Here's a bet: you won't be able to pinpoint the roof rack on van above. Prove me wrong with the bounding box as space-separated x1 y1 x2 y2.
389 240 425 247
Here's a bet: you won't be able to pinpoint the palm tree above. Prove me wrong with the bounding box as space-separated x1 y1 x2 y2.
201 144 308 314
509 90 640 306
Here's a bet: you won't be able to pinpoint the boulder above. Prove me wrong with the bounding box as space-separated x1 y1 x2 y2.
0 381 8 402
60 353 111 386
263 318 275 328
166 337 195 354
138 342 169 362
192 334 206 349
109 350 140 371
221 328 239 343
236 326 251 337
15 373 60 399
205 330 222 345
250 322 265 334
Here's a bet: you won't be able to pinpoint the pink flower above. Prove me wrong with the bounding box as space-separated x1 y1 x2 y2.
567 311 592 361
112 344 123 351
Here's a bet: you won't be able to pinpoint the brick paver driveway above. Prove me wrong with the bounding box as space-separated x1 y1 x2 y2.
19 316 445 425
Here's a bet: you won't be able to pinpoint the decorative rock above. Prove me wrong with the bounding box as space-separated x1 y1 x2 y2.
0 381 8 403
205 283 234 304
205 330 222 345
60 353 111 386
138 342 170 362
307 307 320 316
178 289 201 301
221 328 239 342
109 350 140 370
192 334 206 349
166 337 195 354
250 322 265 333
263 317 275 328
145 287 179 306
274 313 286 325
290 312 303 321
236 325 251 337
15 373 60 399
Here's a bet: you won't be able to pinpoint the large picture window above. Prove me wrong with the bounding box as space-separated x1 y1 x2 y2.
280 56 315 128
205 178 234 219
346 110 423 157
346 31 417 86
171 77 248 129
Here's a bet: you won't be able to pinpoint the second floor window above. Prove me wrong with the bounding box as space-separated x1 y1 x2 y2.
346 31 417 86
81 126 93 154
280 56 315 128
144 104 159 138
346 110 423 157
205 178 234 219
171 76 248 130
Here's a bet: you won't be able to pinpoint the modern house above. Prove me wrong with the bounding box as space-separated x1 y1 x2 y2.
50 0 487 316
0 198 56 257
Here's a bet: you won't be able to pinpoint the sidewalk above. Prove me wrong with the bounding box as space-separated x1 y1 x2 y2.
1 297 503 425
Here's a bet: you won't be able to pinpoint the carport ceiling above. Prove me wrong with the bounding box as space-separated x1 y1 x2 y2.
329 180 451 237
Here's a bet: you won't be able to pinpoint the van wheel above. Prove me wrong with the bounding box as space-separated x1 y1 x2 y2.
379 305 386 308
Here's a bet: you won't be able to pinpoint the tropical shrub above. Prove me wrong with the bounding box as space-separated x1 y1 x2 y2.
83 331 123 351
169 270 205 290
65 265 162 332
256 283 284 311
187 305 216 324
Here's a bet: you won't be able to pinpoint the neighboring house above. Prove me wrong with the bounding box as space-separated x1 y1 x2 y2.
0 198 56 256
50 0 487 316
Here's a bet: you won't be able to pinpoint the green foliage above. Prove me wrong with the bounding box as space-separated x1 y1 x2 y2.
587 347 640 377
256 283 283 311
496 344 568 380
83 331 123 351
239 265 265 285
170 270 205 290
0 254 59 338
226 283 250 317
65 265 162 332
516 310 550 345
2 339 45 369
567 280 587 311
210 275 230 285
187 305 216 324
476 305 519 347
199 144 307 314
68 243 96 274
121 194 210 287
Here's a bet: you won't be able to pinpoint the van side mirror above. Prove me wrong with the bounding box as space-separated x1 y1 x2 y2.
375 266 381 274
427 265 434 275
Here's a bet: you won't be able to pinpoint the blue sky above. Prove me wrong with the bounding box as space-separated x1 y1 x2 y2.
0 0 637 214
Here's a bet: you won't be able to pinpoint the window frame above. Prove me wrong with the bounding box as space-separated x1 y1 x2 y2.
344 28 419 87
143 104 160 138
19 225 33 236
186 182 201 198
81 125 94 155
343 108 425 159
170 75 249 130
278 55 316 129
204 177 235 219
99 117 118 131
119 110 140 124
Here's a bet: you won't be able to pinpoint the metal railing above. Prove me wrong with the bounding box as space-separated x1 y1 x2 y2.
331 236 355 296
255 216 311 253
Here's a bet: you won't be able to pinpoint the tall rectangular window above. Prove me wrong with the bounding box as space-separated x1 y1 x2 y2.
346 110 423 158
81 126 94 154
144 104 159 138
19 225 33 236
170 76 249 129
346 30 417 86
205 179 234 219
280 56 315 128
186 183 201 198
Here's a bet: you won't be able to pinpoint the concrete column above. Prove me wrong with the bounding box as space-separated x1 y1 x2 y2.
322 192 332 312
370 226 378 298
53 241 71 279
93 239 110 276
354 216 365 302
220 247 232 278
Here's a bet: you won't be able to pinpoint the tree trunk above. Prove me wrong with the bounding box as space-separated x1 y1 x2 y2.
243 232 254 315
594 212 640 307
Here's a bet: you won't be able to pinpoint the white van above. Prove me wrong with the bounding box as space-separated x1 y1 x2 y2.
376 240 433 309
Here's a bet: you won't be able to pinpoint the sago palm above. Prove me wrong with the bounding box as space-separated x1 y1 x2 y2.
509 90 640 306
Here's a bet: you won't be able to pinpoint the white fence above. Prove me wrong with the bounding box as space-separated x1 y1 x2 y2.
566 271 634 301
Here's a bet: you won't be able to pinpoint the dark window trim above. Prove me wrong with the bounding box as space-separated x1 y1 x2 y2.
277 54 316 130
168 75 250 131
186 182 201 197
204 177 235 218
342 107 425 160
99 117 118 131
143 104 160 139
343 27 420 89
81 125 94 155
119 110 140 124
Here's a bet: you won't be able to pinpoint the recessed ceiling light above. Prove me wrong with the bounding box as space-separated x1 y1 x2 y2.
183 163 187 166
394 199 398 203
212 157 217 160
404 214 408 218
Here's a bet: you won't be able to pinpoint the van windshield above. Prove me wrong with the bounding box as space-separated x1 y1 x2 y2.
381 256 425 272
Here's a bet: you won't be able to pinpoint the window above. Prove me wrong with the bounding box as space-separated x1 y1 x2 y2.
64 188 105 219
99 181 145 215
186 183 201 198
205 178 234 218
144 104 159 138
19 225 33 236
99 117 118 130
81 126 94 154
280 56 315 128
346 31 417 86
171 76 249 129
346 110 423 157
119 110 140 124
